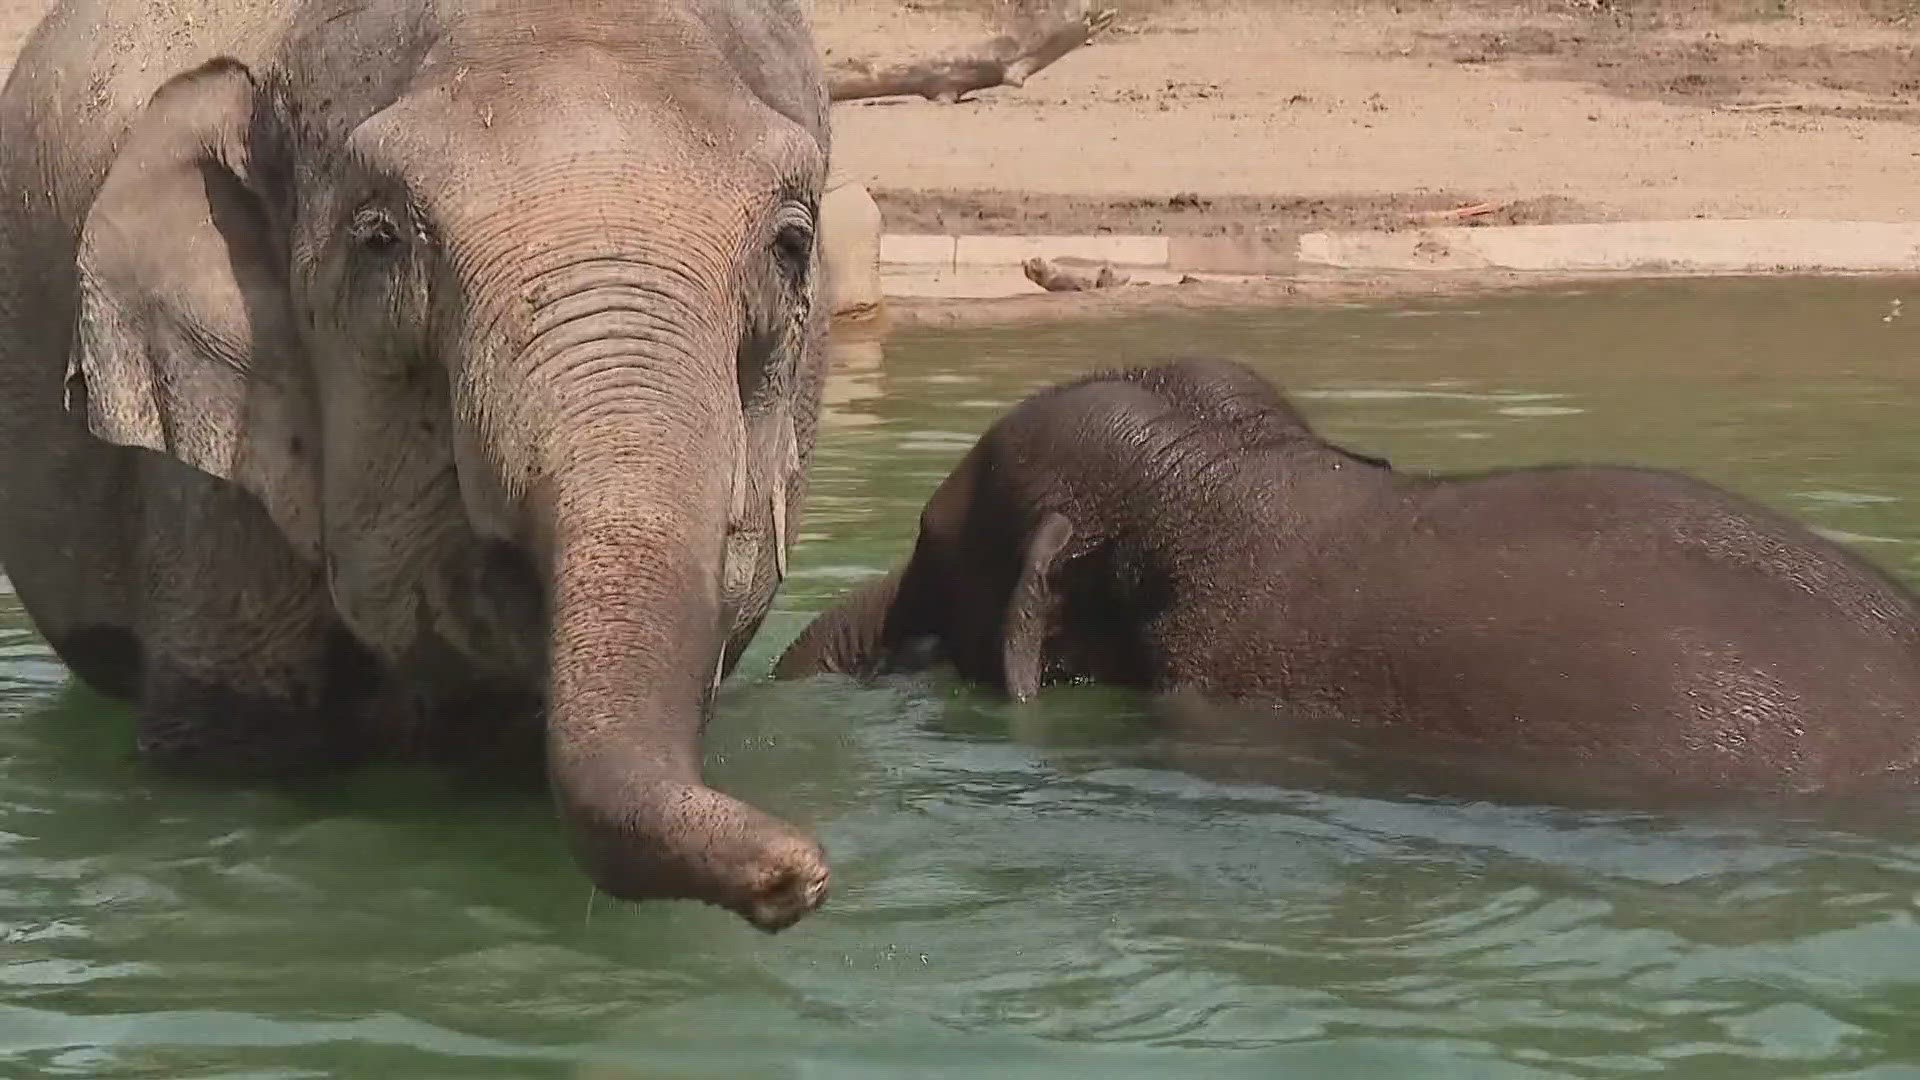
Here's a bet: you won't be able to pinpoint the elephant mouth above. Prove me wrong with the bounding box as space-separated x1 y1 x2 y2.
888 632 944 674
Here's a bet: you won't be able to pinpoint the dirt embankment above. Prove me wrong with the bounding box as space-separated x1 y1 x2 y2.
4 0 1917 318
815 0 1920 240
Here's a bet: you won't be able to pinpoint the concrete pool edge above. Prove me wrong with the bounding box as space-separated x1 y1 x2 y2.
848 219 1920 309
1295 220 1920 276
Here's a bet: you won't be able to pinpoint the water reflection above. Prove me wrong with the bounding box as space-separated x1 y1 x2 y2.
821 324 887 431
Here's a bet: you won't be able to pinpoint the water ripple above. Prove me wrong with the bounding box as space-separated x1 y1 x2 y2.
6 280 1920 1075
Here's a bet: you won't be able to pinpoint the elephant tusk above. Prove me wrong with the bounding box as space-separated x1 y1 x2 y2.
712 645 727 693
720 441 756 603
772 412 799 580
729 444 750 527
771 481 788 580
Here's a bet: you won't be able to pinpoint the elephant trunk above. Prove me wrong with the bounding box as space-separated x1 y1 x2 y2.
516 291 827 933
773 567 908 680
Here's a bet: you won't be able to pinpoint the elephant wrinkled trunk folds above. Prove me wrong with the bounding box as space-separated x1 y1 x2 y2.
545 484 829 931
490 283 827 932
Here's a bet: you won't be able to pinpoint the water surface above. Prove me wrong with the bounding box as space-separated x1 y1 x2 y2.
5 278 1920 1076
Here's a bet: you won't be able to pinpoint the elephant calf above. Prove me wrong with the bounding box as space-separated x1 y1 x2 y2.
775 357 1920 800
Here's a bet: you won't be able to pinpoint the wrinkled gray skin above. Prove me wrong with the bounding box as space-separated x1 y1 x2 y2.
0 0 835 930
775 357 1920 800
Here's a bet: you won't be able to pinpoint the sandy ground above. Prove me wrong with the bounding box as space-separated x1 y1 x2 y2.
807 0 1920 320
3 0 1916 318
813 0 1920 237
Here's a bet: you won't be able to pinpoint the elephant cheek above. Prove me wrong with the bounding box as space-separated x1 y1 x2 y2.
896 632 944 671
717 425 798 651
719 524 767 639
451 421 519 548
718 504 785 657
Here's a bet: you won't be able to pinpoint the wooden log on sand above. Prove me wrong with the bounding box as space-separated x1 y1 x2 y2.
827 0 1118 104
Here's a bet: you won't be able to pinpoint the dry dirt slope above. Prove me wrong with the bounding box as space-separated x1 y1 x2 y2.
3 0 1917 237
815 0 1920 233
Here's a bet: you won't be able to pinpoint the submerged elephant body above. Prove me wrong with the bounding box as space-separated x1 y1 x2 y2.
777 357 1920 799
1 0 835 928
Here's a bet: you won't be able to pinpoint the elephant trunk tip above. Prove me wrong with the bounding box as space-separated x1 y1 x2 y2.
560 772 831 933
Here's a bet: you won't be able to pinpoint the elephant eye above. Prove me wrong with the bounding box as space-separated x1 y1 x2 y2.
771 203 814 274
349 205 403 255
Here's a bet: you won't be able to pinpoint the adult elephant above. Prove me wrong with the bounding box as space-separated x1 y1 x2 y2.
0 0 835 930
775 357 1920 802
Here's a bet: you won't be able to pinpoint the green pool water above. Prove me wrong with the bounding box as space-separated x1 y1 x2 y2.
4 276 1918 1077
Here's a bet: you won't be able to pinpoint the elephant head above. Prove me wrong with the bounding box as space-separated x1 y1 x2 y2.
772 433 1085 701
62 2 834 930
774 356 1393 702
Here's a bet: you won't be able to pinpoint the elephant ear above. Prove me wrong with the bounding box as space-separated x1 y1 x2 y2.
65 57 322 561
999 510 1075 702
